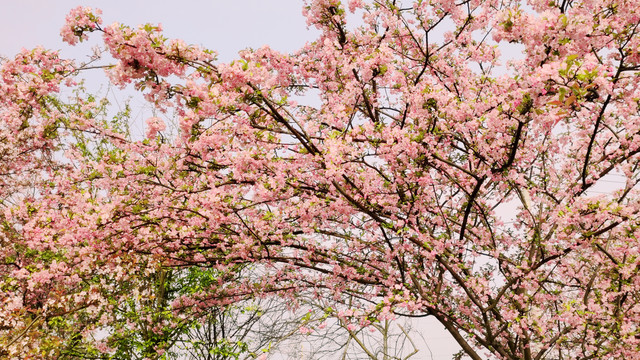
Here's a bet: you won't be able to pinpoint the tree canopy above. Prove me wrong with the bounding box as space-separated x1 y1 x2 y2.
3 0 640 359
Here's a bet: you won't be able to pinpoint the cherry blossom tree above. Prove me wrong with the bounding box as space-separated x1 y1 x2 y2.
4 0 640 359
0 45 115 358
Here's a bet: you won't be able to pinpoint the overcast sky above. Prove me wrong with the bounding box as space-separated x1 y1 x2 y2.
0 0 312 61
1 1 461 358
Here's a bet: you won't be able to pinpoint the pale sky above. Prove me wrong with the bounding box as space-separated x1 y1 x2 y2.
1 1 311 61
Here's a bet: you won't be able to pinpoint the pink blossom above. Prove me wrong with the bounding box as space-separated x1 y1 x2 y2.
145 116 166 139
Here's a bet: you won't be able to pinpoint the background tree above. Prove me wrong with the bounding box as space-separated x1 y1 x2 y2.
285 295 422 360
0 47 117 357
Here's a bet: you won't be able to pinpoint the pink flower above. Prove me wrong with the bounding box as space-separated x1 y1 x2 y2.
61 7 103 45
145 116 166 139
